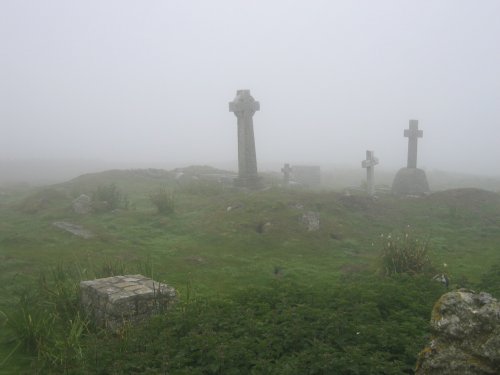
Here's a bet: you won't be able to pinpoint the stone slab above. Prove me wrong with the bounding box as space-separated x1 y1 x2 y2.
80 274 176 331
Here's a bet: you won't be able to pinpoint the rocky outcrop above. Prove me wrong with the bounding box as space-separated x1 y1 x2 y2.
415 289 500 374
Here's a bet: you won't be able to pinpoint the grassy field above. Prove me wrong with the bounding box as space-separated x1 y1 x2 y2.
1 167 499 373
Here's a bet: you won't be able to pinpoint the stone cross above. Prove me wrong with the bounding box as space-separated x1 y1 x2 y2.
229 90 260 188
404 120 423 169
362 150 379 196
281 163 292 184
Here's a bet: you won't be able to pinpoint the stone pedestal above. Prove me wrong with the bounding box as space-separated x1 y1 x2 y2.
392 168 429 195
80 274 176 331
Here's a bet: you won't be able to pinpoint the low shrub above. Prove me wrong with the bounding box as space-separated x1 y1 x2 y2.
149 186 175 215
84 275 444 375
92 183 128 212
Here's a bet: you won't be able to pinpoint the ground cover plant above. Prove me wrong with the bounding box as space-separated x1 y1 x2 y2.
1 169 499 373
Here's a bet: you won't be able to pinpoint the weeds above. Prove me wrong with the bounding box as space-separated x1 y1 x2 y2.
0 266 89 373
379 229 433 276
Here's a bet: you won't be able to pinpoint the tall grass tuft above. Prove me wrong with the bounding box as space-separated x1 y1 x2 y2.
92 183 128 211
1 265 89 372
379 229 433 276
149 186 175 215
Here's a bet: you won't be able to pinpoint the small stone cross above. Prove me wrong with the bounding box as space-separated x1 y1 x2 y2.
362 150 379 196
404 120 423 169
281 163 292 184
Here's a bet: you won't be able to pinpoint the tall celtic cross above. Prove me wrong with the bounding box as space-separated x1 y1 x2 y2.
361 150 379 196
229 90 260 188
404 120 423 169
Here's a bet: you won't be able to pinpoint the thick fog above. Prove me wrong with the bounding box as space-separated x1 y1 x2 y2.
1 0 499 179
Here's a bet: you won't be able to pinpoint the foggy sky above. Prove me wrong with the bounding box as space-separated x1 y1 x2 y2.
1 0 499 176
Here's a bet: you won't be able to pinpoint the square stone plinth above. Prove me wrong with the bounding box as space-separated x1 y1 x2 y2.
80 274 176 331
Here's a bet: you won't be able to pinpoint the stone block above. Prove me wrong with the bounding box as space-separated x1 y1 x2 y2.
80 274 176 331
392 167 430 195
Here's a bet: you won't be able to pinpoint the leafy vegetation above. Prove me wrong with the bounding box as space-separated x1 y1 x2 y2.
84 275 444 375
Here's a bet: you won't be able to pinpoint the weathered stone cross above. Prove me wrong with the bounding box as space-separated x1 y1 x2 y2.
404 120 423 169
361 150 379 196
229 90 260 188
281 163 292 184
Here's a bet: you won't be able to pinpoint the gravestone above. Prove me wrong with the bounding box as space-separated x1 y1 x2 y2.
80 274 176 331
392 120 430 195
72 194 91 214
291 165 321 187
229 90 261 189
361 150 379 196
281 163 292 185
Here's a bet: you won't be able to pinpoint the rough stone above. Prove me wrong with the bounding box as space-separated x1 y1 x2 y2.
229 90 261 189
72 194 92 214
392 167 430 195
415 289 500 375
80 274 176 331
300 211 320 231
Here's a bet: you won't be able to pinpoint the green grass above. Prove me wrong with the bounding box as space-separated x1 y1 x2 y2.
0 171 499 373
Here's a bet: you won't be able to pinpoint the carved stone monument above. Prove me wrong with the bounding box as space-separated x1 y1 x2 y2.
362 150 378 196
392 120 430 195
281 163 292 185
229 90 261 189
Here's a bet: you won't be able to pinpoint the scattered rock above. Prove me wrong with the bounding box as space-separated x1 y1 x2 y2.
53 221 94 239
416 289 500 374
300 211 320 231
255 221 272 234
226 203 244 212
72 194 92 214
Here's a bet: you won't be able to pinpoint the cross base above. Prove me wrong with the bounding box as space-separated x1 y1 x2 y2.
233 175 262 190
392 167 430 195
